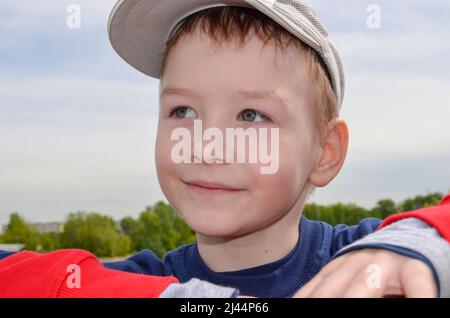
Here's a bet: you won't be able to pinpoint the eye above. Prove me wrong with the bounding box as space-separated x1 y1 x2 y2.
170 106 197 119
239 109 271 122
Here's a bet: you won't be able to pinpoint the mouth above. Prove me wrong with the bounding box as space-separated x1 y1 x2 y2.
182 180 245 195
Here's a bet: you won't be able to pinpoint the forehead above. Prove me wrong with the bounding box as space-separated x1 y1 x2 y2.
160 28 314 107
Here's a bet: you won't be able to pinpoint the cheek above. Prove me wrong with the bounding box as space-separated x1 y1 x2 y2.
250 138 312 212
253 160 302 209
155 125 179 192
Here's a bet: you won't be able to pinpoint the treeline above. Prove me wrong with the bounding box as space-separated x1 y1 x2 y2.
303 192 444 225
0 192 445 258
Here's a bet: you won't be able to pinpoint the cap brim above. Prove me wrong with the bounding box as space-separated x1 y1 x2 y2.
108 0 254 78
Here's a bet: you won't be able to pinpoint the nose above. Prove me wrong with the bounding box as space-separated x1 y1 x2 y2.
192 114 232 165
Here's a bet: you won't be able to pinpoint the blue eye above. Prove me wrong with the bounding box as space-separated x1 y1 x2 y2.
171 106 197 119
239 109 270 122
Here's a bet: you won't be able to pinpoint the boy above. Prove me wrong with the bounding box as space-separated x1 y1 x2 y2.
1 0 450 298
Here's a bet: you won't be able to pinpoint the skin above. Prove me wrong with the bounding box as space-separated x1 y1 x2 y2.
155 27 437 297
293 249 436 298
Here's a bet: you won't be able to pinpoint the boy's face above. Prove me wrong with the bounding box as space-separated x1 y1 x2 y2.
156 28 320 238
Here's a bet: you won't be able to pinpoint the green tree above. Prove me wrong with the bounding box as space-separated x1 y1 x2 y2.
371 199 398 219
61 212 131 257
2 213 41 250
120 216 143 251
399 192 443 212
303 202 370 226
121 201 195 257
39 232 61 252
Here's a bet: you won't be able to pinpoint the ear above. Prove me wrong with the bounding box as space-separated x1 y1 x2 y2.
309 118 349 187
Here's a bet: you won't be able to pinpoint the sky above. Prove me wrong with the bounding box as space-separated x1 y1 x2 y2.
1 0 449 225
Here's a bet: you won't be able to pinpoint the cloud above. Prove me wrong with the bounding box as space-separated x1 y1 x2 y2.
0 0 133 79
0 75 162 224
0 75 159 118
342 75 450 154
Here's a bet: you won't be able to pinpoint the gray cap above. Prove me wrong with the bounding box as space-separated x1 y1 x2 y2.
108 0 345 110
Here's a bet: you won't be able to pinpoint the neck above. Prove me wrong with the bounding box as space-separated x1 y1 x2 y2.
196 187 310 272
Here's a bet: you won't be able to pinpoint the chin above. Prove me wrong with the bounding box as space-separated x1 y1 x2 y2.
182 210 247 238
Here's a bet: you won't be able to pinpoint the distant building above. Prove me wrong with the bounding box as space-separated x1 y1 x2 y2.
115 220 123 233
31 222 64 234
0 244 24 252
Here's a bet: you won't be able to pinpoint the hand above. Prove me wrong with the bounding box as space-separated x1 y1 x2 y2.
293 249 437 298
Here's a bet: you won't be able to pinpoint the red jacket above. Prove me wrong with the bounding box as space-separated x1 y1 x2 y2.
1 194 449 298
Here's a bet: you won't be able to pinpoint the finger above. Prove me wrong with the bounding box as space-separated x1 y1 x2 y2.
401 260 437 298
293 253 350 298
306 250 379 298
342 256 394 298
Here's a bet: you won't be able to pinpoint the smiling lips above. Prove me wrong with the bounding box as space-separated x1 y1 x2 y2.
183 180 245 195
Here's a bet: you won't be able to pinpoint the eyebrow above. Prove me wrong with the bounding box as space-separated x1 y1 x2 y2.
160 86 288 108
160 86 199 98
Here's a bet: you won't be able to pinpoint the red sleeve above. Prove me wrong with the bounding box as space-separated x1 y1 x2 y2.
377 193 450 242
0 249 178 298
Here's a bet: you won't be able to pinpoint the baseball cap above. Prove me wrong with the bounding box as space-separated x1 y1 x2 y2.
108 0 345 110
